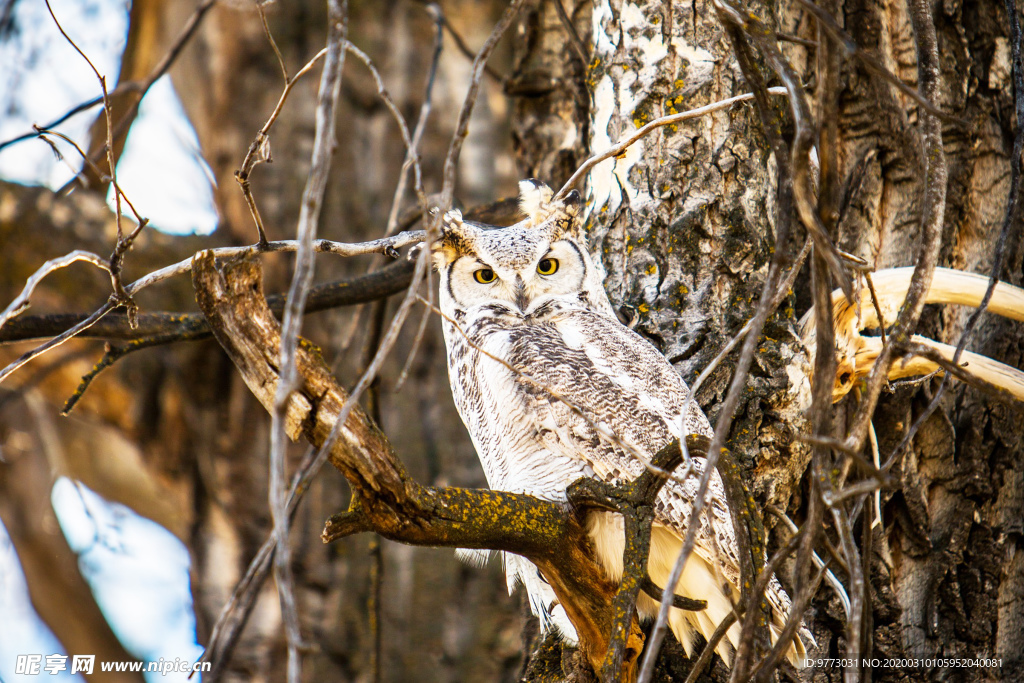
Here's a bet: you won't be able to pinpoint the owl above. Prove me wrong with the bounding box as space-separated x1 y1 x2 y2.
434 180 810 666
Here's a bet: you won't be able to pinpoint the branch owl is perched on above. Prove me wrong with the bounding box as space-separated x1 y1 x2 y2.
434 180 809 666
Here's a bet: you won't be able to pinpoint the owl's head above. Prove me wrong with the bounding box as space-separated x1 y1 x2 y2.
434 180 612 317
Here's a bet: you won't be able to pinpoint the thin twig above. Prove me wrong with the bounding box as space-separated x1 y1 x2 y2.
682 611 739 683
749 561 828 683
405 1 504 83
383 3 443 237
639 153 790 683
714 0 854 300
552 0 587 66
876 0 1024 474
345 42 422 201
0 0 216 154
32 128 146 224
394 278 434 391
795 0 965 126
56 0 218 197
556 88 788 199
236 47 330 245
767 506 850 617
0 231 424 383
198 448 357 680
438 0 526 213
838 0 949 456
640 33 805 683
257 1 290 82
680 238 811 427
269 2 348 680
42 0 144 320
731 531 805 683
0 252 110 332
0 303 117 386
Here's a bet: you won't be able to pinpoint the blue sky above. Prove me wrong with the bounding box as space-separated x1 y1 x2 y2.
0 0 217 235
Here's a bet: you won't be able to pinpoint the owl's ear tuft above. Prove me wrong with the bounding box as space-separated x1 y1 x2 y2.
551 188 584 240
518 179 554 227
562 189 582 215
517 178 584 238
433 208 479 265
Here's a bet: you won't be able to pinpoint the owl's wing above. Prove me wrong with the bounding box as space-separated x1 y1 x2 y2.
464 306 805 657
502 307 710 475
499 308 742 574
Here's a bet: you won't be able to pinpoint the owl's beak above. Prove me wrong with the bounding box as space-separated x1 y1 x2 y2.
513 276 530 313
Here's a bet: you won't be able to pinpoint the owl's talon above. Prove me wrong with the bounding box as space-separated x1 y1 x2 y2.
566 477 619 513
617 304 639 329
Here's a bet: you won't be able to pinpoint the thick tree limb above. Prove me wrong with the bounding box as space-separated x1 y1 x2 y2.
191 252 636 678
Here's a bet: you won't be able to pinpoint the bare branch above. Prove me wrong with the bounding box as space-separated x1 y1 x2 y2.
383 4 444 237
190 253 629 676
552 0 587 67
269 2 348 678
556 88 787 199
0 252 110 332
405 0 504 82
256 1 290 82
794 0 966 126
439 0 526 212
839 0 949 455
0 234 421 384
875 0 1024 475
236 47 329 245
0 259 415 346
714 0 854 300
640 21 809 680
0 0 215 154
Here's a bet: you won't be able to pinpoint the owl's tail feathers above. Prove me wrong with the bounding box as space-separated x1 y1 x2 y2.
455 548 491 568
652 546 743 665
660 562 812 668
649 529 812 668
503 552 580 644
769 622 813 667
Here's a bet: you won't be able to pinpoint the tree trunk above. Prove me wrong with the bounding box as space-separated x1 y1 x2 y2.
511 0 1024 680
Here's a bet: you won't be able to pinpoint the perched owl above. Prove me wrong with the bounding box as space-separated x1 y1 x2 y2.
434 180 809 666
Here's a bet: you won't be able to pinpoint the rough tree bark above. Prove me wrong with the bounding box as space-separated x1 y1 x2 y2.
509 0 1024 681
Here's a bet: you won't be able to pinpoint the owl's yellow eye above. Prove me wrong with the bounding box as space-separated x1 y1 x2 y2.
473 268 497 284
537 258 559 275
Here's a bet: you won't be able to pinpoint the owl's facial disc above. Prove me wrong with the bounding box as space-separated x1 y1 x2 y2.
444 237 586 315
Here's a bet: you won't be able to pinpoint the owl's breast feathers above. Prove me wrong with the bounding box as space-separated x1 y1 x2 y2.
442 303 810 664
444 301 719 516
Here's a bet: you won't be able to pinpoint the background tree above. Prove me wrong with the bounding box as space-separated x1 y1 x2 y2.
1 0 1022 682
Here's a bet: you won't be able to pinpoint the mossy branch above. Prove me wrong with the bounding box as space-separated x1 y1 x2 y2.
191 251 633 678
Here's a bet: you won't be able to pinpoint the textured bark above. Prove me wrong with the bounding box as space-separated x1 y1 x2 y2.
511 0 1024 680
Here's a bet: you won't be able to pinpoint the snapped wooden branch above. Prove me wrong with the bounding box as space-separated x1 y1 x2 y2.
190 251 637 678
801 267 1024 403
